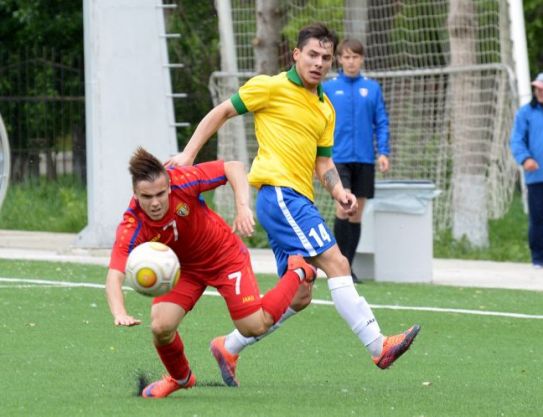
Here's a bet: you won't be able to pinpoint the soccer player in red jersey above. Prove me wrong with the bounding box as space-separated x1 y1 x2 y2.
105 147 315 398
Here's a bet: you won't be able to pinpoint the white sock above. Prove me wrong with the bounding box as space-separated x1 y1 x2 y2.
224 307 298 355
367 335 384 357
327 276 383 356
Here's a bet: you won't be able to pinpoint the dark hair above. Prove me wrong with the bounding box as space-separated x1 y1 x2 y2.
337 38 364 57
297 23 338 55
129 147 168 189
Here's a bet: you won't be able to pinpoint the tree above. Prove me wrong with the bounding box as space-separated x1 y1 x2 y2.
344 0 368 46
448 0 488 247
254 0 283 75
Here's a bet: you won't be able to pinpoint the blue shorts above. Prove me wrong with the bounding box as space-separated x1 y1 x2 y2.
256 186 336 276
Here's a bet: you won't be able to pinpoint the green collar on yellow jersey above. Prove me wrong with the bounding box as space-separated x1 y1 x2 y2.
230 67 326 115
287 66 325 102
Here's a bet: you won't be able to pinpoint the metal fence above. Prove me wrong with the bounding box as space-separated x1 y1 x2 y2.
0 48 85 183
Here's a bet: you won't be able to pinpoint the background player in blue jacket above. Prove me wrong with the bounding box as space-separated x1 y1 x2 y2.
323 38 390 283
510 73 543 268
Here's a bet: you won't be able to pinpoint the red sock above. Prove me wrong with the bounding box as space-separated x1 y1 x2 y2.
261 270 301 323
155 332 190 381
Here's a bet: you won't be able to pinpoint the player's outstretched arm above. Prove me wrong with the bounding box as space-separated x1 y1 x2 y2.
105 268 142 327
224 160 255 237
315 156 357 215
166 99 239 167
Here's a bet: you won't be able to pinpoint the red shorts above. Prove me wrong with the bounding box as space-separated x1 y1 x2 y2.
153 250 262 320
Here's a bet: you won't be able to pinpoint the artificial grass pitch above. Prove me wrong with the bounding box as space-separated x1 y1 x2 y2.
0 259 542 417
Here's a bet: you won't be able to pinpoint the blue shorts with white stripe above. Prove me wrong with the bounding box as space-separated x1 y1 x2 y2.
256 185 336 276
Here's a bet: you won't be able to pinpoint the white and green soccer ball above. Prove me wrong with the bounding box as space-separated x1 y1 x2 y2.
125 242 180 297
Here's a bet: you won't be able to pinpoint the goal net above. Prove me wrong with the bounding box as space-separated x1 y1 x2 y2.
211 0 519 232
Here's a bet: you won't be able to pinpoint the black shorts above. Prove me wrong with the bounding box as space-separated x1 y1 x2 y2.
336 162 375 199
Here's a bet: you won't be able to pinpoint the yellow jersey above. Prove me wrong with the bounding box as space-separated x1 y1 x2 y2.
230 66 335 201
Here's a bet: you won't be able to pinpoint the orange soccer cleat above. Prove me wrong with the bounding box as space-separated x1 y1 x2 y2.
287 255 317 283
373 324 421 369
141 372 196 398
210 336 240 387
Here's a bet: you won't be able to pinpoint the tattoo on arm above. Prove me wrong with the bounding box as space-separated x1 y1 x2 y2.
322 168 339 193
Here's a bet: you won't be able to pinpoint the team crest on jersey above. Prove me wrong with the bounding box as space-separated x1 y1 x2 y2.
359 88 368 97
176 202 190 217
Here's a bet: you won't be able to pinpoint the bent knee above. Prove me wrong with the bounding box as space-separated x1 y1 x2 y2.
290 291 312 311
337 253 350 270
151 319 177 343
238 322 268 338
290 298 311 311
290 283 312 311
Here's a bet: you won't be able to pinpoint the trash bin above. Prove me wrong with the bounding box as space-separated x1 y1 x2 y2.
352 180 440 283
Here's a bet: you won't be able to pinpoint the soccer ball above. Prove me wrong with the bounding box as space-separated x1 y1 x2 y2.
125 242 180 297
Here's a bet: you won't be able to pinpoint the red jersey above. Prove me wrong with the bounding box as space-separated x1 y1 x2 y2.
109 160 247 274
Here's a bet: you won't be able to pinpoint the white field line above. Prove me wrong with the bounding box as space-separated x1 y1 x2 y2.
1 277 542 320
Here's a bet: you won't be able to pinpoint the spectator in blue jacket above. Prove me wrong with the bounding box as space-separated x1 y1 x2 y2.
510 73 543 269
323 38 390 283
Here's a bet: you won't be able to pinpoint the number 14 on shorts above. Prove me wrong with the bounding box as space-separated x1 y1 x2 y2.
308 223 332 247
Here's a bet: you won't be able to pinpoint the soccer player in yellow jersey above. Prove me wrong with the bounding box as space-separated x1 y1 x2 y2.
169 23 420 387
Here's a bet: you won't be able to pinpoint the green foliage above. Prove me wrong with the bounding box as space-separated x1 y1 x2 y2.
434 192 530 262
388 0 500 68
390 0 448 69
524 0 543 76
0 176 87 232
0 0 84 178
166 1 220 161
241 222 269 248
202 189 270 248
474 0 501 64
0 182 532 263
1 261 543 417
0 0 82 54
281 0 344 50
